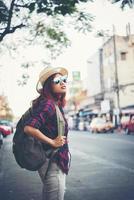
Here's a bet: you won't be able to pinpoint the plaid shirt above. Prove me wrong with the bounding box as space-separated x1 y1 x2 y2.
24 99 70 174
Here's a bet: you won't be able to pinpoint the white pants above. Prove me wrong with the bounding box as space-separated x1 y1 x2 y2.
38 160 66 200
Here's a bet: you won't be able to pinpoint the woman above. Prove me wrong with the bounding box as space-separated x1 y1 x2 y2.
24 66 71 200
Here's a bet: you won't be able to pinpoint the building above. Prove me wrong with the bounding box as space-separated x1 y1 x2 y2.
102 34 134 112
84 33 134 123
66 70 84 113
86 50 103 113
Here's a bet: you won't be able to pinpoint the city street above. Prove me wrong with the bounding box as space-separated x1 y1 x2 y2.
0 131 134 200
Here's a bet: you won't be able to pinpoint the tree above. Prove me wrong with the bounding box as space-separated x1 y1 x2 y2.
0 95 13 120
0 0 93 42
110 0 134 9
0 0 133 87
0 0 94 85
0 0 93 85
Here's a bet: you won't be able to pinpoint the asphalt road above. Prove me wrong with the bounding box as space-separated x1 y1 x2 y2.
0 131 134 200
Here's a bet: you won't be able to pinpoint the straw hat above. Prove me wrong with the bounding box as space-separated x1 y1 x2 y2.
36 66 68 93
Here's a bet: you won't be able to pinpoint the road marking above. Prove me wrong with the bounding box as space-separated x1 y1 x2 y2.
88 136 134 145
71 148 134 174
70 132 134 145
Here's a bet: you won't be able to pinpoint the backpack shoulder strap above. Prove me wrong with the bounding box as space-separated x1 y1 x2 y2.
55 105 65 137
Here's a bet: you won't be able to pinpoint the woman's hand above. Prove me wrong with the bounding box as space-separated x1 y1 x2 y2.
50 136 67 148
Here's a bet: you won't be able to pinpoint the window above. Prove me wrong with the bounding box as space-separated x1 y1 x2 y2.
120 52 127 60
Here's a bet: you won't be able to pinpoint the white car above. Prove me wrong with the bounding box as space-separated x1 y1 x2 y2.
90 117 114 133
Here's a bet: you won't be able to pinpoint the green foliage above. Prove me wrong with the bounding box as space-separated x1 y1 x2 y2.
46 27 67 43
74 11 94 33
17 73 30 86
0 0 9 23
36 0 89 15
35 24 70 58
0 0 93 42
29 18 70 48
28 2 36 13
111 0 134 9
0 0 93 84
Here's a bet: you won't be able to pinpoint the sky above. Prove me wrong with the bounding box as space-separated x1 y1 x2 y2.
0 0 134 117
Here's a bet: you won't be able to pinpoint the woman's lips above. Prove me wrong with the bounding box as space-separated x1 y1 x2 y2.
61 86 66 89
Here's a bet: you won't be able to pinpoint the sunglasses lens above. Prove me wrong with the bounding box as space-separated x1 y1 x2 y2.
62 78 67 83
53 79 60 84
61 75 67 83
53 75 67 84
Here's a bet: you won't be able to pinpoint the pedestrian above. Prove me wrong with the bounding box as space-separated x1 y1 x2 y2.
23 66 71 200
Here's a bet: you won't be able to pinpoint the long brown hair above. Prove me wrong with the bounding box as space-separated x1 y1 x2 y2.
32 73 66 108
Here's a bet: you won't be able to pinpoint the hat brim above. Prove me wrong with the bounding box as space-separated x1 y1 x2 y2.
36 67 68 93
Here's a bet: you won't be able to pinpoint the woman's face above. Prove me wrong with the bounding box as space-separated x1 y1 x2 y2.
51 73 67 94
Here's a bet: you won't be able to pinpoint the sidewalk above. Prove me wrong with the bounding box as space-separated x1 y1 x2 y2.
0 134 42 200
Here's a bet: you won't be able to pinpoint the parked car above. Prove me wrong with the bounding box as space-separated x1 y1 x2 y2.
120 115 130 129
90 117 114 133
124 115 134 135
0 120 13 137
0 132 3 148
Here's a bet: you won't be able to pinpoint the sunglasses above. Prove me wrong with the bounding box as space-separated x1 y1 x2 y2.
52 75 68 85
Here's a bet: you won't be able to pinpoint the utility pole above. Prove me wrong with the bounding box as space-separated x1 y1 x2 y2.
99 48 104 99
112 25 120 126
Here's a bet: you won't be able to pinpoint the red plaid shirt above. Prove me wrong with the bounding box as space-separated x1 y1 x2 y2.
24 99 70 174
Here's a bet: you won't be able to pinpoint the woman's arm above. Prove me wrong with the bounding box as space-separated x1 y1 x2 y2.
24 125 66 148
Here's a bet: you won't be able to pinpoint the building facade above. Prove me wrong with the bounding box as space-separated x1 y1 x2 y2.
102 34 134 112
85 34 134 118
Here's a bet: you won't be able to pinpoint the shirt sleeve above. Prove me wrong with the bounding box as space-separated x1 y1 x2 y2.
24 99 55 129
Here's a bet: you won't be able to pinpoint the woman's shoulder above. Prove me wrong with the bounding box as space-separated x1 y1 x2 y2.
40 99 55 113
43 99 55 106
32 98 56 116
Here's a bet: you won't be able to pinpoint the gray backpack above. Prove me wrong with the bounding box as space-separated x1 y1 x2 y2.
12 105 65 171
